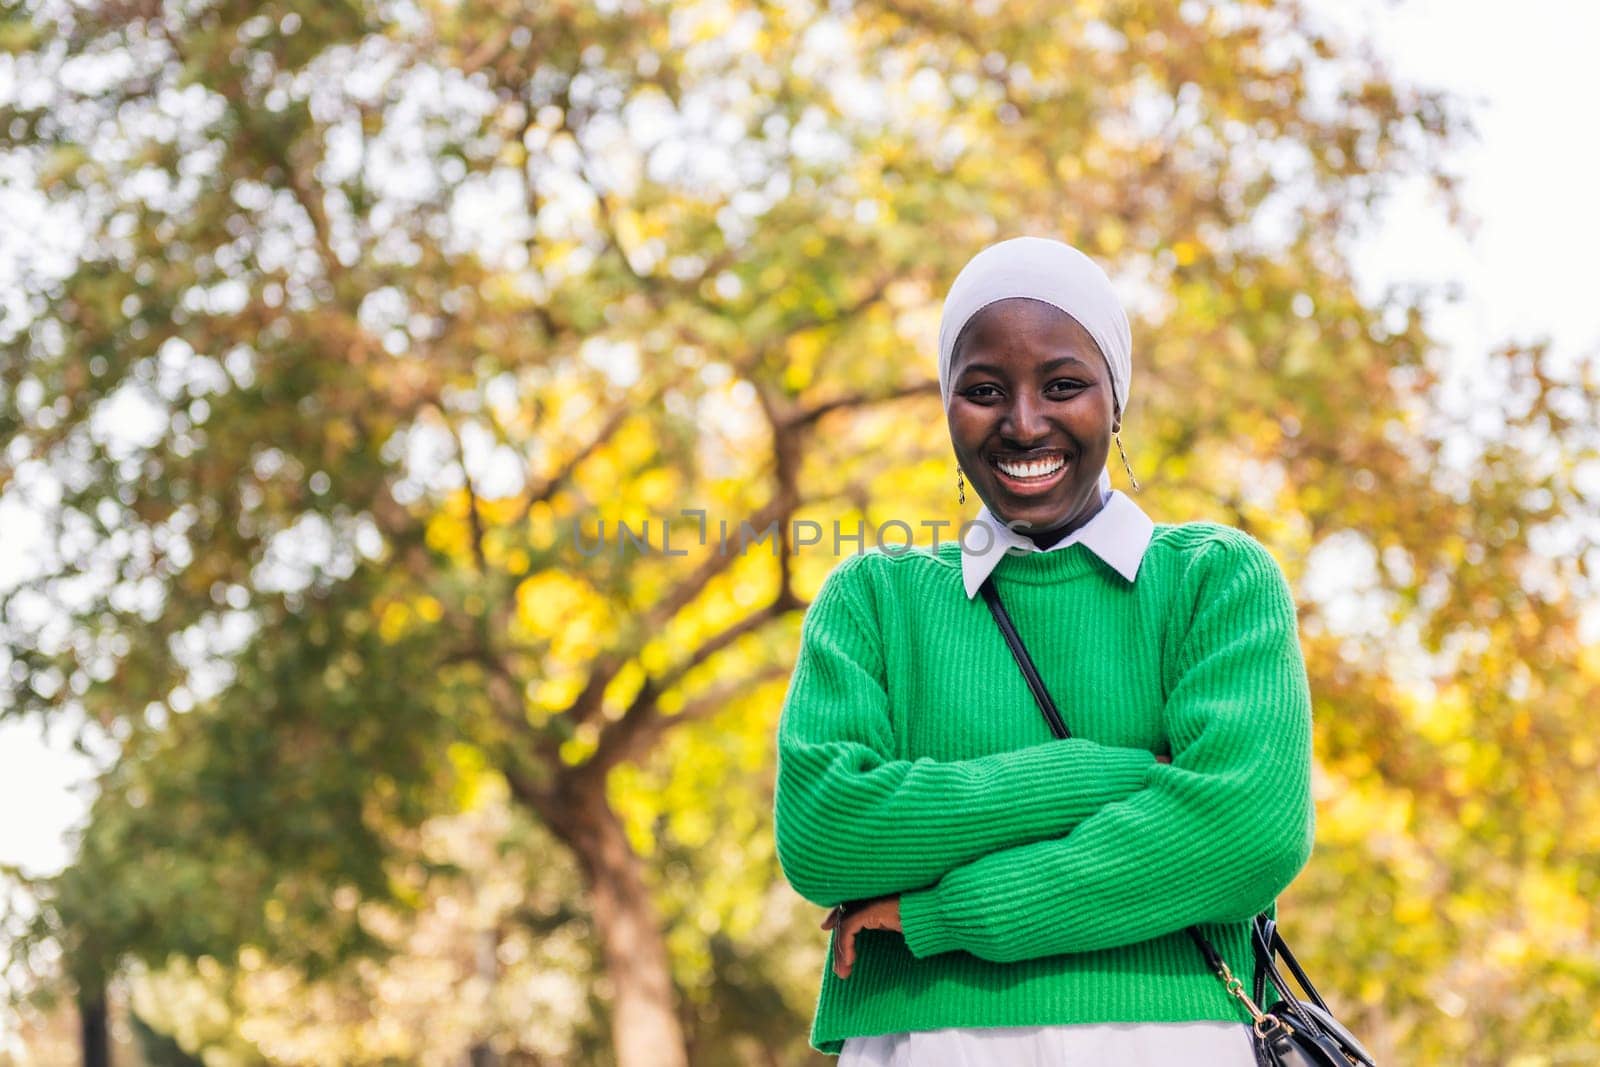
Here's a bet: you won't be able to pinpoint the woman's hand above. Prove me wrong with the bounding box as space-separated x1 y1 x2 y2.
821 895 903 979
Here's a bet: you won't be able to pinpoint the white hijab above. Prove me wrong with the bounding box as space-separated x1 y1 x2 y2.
936 236 1132 418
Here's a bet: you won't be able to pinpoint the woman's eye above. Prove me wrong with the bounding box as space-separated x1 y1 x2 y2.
963 384 1001 400
1048 379 1087 395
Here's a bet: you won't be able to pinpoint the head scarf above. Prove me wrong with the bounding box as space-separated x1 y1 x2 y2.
937 236 1132 418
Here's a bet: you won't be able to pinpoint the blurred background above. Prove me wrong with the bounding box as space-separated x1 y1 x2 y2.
2 0 1597 1063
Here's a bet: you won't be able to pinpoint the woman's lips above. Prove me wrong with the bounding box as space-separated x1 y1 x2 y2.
989 453 1070 497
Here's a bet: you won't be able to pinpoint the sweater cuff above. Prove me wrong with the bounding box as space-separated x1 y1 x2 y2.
899 881 963 958
1098 746 1160 795
897 748 1158 960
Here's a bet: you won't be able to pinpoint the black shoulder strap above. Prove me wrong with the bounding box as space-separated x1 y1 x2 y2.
978 575 1071 741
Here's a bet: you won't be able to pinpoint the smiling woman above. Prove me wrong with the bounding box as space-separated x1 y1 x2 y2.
772 236 1317 1065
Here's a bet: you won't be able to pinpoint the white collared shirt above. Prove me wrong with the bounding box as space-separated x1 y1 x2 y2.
840 475 1256 1066
960 467 1156 599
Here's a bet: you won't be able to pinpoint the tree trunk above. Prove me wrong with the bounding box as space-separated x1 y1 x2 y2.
544 780 688 1067
79 980 109 1067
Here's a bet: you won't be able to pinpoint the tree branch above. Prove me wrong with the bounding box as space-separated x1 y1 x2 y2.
585 645 795 779
431 404 490 575
785 379 939 429
554 489 794 743
460 26 514 76
512 373 674 528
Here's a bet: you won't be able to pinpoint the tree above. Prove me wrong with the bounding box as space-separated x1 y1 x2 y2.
5 1 1597 1064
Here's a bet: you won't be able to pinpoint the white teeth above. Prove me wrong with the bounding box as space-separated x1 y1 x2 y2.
996 456 1065 478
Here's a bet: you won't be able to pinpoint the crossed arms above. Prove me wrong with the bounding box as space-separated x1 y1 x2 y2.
772 539 1315 962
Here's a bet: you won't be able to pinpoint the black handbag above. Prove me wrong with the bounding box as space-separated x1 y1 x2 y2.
978 574 1379 1067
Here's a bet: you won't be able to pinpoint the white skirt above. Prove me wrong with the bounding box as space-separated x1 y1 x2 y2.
838 1021 1258 1066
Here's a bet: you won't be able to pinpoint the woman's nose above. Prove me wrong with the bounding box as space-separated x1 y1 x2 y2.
1000 394 1051 445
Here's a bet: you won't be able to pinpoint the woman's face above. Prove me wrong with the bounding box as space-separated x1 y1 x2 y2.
946 297 1119 535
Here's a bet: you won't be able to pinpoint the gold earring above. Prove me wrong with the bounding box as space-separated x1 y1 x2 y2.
1114 431 1140 493
956 465 966 505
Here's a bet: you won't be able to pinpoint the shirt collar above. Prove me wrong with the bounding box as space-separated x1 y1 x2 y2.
960 468 1155 599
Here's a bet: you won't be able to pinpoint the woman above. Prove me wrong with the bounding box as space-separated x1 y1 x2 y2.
772 236 1316 1065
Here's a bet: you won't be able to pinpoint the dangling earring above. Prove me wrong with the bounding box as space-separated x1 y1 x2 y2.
1114 431 1140 493
956 465 966 505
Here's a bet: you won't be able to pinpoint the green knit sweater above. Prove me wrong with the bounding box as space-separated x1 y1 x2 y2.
772 523 1315 1055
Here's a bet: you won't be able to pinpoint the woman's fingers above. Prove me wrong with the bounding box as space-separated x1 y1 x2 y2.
825 905 855 979
832 909 866 978
827 897 902 979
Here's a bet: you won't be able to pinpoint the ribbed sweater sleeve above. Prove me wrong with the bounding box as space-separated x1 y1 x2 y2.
774 553 1159 909
898 535 1315 961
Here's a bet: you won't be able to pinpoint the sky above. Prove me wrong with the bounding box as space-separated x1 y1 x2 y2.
2 0 1598 914
1338 0 1600 367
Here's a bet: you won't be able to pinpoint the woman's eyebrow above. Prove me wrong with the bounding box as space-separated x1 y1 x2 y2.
956 355 1092 376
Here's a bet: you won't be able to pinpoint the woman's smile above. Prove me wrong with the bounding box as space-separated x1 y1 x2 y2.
990 451 1071 497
